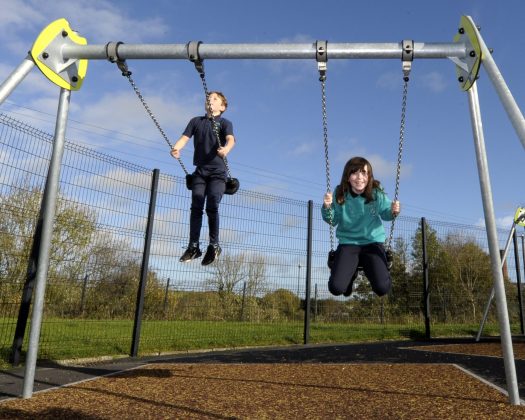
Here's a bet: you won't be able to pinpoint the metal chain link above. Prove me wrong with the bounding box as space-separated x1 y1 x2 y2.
122 71 190 175
320 75 335 252
386 73 409 252
197 72 233 179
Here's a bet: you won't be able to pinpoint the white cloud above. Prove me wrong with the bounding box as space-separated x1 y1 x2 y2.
367 154 393 179
127 207 185 239
0 0 171 60
376 71 399 91
278 34 314 44
247 182 288 197
378 70 447 93
258 34 317 86
0 0 44 30
476 215 515 229
30 0 169 43
0 146 49 190
419 71 447 93
291 141 315 156
264 59 314 86
282 214 301 229
74 90 197 149
72 168 151 194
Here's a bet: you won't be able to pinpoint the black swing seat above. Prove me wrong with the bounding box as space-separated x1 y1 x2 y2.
185 174 240 195
225 177 240 195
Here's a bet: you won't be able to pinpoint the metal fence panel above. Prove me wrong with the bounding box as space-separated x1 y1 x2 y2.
0 113 522 362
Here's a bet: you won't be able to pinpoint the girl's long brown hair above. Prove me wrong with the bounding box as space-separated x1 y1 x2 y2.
335 157 381 204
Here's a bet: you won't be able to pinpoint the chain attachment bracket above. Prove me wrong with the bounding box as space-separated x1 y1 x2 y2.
105 42 131 76
316 40 328 81
187 41 204 75
401 39 414 81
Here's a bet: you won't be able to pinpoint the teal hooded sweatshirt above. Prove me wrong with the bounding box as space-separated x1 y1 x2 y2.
321 187 394 245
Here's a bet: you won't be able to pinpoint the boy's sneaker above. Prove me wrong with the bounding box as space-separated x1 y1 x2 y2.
179 245 202 262
202 244 222 266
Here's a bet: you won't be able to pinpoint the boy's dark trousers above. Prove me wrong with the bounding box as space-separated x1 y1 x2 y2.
189 167 226 245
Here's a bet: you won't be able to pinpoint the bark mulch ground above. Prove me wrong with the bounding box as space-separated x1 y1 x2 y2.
0 339 524 419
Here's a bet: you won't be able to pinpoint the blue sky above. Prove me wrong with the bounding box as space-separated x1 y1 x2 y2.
0 0 524 229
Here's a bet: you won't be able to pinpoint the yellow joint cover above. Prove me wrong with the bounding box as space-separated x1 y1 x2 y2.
30 18 88 91
453 16 481 92
514 207 525 227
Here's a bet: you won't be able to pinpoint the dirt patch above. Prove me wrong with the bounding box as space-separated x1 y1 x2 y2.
1 363 524 419
406 342 525 360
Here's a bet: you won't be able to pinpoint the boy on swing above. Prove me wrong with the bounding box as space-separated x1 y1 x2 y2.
171 91 235 265
322 157 400 297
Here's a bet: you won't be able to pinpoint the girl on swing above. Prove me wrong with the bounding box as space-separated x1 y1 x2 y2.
321 156 400 297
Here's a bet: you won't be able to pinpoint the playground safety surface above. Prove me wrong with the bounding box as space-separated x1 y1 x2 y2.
1 337 525 419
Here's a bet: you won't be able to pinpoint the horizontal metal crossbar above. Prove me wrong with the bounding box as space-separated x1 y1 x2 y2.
62 42 468 60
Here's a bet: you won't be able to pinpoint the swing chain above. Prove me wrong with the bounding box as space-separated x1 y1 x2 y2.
317 41 335 253
105 42 190 175
386 40 413 255
187 41 233 179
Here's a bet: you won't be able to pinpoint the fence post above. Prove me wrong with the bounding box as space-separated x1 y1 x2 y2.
313 283 318 322
303 200 313 344
10 207 44 366
80 275 88 316
240 281 247 321
421 217 431 339
130 168 159 357
163 277 170 317
513 231 524 335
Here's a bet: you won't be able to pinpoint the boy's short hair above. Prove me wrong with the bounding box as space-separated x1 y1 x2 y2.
210 91 228 110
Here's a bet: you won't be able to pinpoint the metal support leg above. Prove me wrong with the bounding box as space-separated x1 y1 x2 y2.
467 82 520 405
467 16 525 151
476 223 516 341
22 87 71 399
0 55 35 105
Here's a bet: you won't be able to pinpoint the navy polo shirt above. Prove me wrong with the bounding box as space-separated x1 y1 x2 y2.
183 115 234 170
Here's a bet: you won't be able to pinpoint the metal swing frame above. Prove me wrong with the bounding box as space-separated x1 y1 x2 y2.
0 16 524 404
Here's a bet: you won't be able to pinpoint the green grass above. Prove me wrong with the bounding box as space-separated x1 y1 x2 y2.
0 318 518 370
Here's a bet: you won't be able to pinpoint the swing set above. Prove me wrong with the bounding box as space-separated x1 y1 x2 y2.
1 16 524 404
317 40 413 271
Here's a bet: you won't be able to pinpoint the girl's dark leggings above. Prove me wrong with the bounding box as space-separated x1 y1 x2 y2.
328 242 391 297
